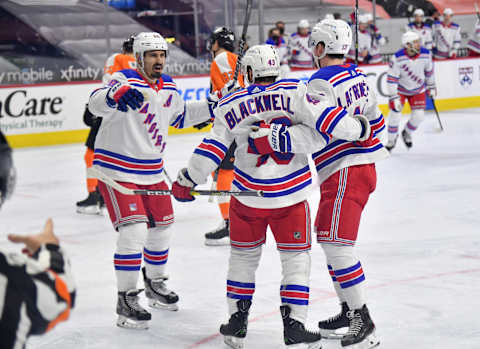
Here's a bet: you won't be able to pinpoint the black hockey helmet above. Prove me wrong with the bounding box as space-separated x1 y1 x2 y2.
122 33 136 54
207 27 235 52
0 132 15 209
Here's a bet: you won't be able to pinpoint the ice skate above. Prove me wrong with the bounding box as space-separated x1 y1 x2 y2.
317 302 349 339
401 129 412 149
142 267 179 311
385 135 398 152
341 305 379 349
76 189 103 215
116 289 151 330
204 219 230 246
219 299 251 349
281 305 322 349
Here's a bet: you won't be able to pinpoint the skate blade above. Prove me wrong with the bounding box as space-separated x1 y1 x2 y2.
76 205 101 215
344 333 380 349
148 298 179 311
319 327 347 339
223 335 244 349
205 238 230 246
116 315 149 330
285 339 322 349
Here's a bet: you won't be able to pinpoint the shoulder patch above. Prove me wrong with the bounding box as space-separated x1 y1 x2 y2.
118 69 141 79
420 47 430 54
395 49 406 58
161 74 174 83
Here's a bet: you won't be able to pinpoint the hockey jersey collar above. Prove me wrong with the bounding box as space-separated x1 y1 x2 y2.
136 71 164 91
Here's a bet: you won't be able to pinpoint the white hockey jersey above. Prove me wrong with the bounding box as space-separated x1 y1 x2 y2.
405 22 433 50
346 28 384 64
432 20 461 59
186 79 367 209
467 20 480 54
386 47 435 97
288 33 314 68
89 69 211 185
282 64 389 183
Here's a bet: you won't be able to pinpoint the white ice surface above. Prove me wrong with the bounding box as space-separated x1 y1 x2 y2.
1 109 479 349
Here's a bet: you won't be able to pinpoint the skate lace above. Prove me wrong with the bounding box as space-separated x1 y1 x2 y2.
346 310 363 336
151 279 171 295
125 294 145 312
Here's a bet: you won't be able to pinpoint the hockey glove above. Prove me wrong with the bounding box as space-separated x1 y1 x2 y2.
388 96 402 113
172 168 196 202
449 51 457 59
427 88 437 99
354 114 374 146
107 82 144 112
248 122 291 154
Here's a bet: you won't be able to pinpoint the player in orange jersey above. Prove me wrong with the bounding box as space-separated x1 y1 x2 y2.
202 27 244 245
76 35 136 214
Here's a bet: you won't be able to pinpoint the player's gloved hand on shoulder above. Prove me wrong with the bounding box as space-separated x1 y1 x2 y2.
388 96 402 112
172 168 196 202
354 114 374 146
427 88 437 99
248 122 291 154
107 82 144 112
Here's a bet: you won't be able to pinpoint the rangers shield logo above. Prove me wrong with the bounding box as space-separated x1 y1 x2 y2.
458 67 473 88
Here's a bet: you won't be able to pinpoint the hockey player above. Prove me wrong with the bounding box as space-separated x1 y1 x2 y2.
202 27 245 246
289 19 314 68
386 31 436 151
266 27 290 78
88 32 211 329
172 44 372 349
467 19 480 56
76 35 136 214
432 8 461 59
0 134 76 348
405 8 433 50
346 14 384 64
248 19 388 348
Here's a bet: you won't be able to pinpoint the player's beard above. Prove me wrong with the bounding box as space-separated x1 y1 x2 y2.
150 64 163 79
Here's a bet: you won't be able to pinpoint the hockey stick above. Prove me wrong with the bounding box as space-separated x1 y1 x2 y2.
87 167 263 197
355 0 359 64
232 0 253 85
163 168 173 186
430 97 444 131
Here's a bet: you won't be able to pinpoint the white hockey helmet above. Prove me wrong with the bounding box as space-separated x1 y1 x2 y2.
444 8 453 16
241 44 280 86
402 31 420 47
413 8 424 17
133 32 168 71
363 13 374 22
324 13 334 20
298 19 310 28
309 19 352 61
358 14 370 24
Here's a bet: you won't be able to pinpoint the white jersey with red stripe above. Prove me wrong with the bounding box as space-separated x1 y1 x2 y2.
432 21 461 59
288 33 314 68
467 20 480 53
186 79 366 209
283 64 389 183
89 69 210 185
386 47 435 97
